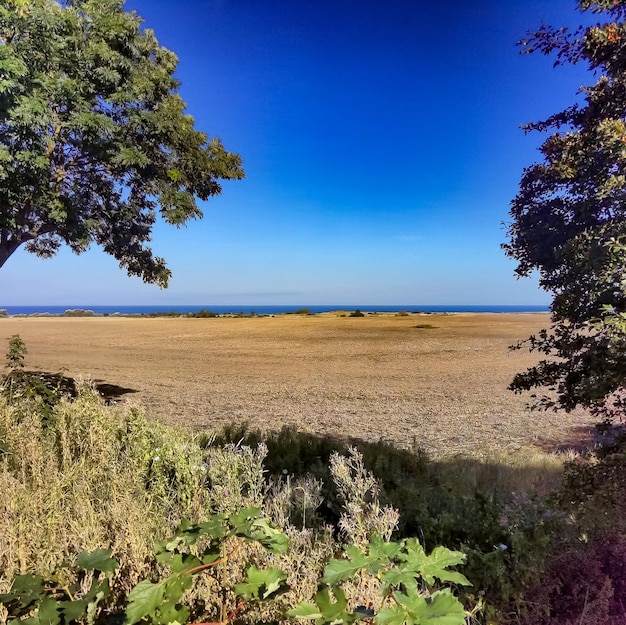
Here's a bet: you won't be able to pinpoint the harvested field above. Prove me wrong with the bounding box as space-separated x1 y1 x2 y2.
0 313 594 456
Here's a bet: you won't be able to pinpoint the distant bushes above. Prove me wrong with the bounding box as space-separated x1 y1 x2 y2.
63 308 96 316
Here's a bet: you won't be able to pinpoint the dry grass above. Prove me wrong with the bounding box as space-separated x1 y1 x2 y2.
0 313 594 456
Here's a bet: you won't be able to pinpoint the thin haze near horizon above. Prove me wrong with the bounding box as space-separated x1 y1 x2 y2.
0 0 595 307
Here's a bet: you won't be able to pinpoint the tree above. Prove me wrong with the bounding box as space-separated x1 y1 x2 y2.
0 0 244 287
504 0 626 421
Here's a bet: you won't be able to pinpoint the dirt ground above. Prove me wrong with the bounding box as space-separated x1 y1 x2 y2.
0 312 595 456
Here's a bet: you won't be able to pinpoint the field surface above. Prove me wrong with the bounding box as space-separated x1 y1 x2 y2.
0 313 593 456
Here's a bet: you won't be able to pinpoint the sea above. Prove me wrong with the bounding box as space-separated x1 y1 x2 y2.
0 304 550 316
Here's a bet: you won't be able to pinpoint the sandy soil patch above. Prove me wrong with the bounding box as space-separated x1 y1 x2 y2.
0 313 594 456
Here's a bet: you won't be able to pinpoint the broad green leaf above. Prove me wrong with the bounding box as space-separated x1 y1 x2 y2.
155 597 190 625
247 517 289 553
125 580 165 625
288 602 323 620
229 506 262 527
163 573 194 602
315 586 349 622
61 599 89 622
233 566 287 600
401 541 468 586
381 569 418 589
155 551 202 574
0 574 46 610
409 590 466 625
368 535 402 563
418 547 468 586
323 551 369 585
197 515 228 540
77 549 119 574
376 606 407 625
37 597 62 625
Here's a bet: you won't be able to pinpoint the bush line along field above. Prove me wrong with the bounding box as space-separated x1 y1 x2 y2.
0 313 593 456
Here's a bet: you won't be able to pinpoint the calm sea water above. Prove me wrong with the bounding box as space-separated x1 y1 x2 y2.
0 304 550 316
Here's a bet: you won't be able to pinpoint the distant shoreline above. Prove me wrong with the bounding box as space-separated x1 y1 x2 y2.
0 304 550 318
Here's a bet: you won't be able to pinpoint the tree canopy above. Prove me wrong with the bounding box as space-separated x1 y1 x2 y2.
0 0 244 286
505 0 626 421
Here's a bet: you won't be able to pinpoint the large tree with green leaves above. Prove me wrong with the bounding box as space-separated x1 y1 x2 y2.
505 0 626 421
0 0 243 286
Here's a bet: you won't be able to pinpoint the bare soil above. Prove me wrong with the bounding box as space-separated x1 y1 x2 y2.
0 313 594 456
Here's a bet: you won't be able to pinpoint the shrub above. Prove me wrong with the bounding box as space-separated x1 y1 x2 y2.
62 309 96 317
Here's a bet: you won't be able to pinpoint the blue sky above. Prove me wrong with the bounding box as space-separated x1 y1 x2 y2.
0 0 597 306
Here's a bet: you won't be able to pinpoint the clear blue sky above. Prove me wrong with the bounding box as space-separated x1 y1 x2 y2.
0 0 597 306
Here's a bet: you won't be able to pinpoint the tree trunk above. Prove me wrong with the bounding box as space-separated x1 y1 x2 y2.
0 235 21 269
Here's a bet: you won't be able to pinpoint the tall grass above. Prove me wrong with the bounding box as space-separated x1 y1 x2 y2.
1 379 625 623
0 387 214 590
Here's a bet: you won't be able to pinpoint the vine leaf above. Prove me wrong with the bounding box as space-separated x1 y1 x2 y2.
125 580 166 625
76 549 119 574
234 566 288 600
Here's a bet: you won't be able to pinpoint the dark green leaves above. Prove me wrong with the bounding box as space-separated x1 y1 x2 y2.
506 2 626 421
234 566 288 600
127 509 290 625
0 550 116 625
0 0 244 283
292 536 469 625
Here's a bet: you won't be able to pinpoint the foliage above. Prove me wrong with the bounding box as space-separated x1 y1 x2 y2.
0 386 215 591
289 536 470 625
3 335 25 371
0 513 471 625
126 508 288 625
0 549 118 625
0 0 243 285
504 0 626 420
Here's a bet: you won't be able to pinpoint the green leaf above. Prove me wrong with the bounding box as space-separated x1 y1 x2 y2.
0 574 45 609
61 599 89 622
162 573 194 605
418 547 469 586
322 550 369 585
84 578 110 603
155 551 202 574
155 599 189 625
315 586 349 622
368 535 402 562
381 569 418 589
37 597 62 625
400 540 468 587
409 589 466 625
376 607 407 625
125 580 166 625
234 566 288 600
229 506 262 527
77 549 119 574
288 602 323 620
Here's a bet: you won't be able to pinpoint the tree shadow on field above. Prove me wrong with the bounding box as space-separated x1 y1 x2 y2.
533 424 597 454
207 423 573 541
20 370 138 404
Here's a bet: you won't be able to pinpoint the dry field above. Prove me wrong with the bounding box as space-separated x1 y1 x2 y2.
0 312 595 456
